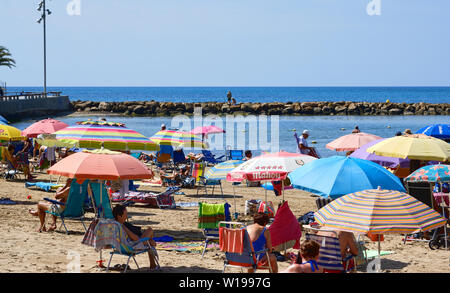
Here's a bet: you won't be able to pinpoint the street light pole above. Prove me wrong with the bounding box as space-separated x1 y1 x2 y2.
37 0 51 98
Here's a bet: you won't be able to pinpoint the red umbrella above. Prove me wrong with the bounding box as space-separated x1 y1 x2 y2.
22 118 68 138
326 132 382 152
47 149 153 180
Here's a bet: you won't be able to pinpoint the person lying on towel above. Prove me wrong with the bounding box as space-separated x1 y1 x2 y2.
246 212 278 273
112 204 158 270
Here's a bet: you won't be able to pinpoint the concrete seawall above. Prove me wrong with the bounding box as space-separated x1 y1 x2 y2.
0 95 71 121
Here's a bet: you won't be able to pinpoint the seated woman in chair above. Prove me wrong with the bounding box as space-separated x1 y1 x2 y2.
281 240 323 273
5 144 34 180
246 212 278 273
112 204 158 270
28 178 73 232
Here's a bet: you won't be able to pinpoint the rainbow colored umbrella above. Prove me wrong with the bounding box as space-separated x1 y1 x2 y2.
405 164 450 183
150 130 207 149
204 160 244 180
314 188 447 270
315 188 447 234
44 121 159 151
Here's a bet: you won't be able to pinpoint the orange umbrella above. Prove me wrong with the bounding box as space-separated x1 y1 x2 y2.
326 132 382 152
47 149 153 180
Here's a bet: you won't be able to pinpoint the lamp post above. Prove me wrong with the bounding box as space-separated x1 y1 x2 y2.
37 0 51 98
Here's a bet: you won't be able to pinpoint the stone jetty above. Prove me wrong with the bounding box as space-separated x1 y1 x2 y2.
70 100 450 116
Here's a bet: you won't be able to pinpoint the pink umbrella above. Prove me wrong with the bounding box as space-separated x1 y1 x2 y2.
190 125 225 139
22 118 69 138
326 132 382 152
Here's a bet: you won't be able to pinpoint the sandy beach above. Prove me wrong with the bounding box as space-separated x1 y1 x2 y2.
0 169 449 274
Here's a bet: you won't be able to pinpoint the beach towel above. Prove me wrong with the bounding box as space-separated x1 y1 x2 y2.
269 201 302 250
156 240 219 253
25 181 63 192
257 201 275 218
198 202 230 229
81 218 100 247
93 219 147 253
219 227 245 254
0 197 17 205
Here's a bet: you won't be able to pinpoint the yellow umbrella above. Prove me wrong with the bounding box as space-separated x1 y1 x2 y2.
366 134 450 162
0 124 24 142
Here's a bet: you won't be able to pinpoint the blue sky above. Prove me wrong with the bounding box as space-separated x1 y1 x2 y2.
1 0 450 86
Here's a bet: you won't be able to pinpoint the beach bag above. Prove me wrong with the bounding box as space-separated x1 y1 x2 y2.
245 199 261 216
258 201 275 218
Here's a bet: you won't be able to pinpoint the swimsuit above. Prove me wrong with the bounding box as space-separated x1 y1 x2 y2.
252 227 267 260
301 260 319 272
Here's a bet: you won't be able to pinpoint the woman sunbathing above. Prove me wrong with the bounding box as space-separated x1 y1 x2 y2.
246 212 278 273
28 178 73 232
112 204 158 270
5 144 34 180
280 240 323 273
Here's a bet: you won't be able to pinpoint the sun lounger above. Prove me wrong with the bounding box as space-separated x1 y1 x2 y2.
111 186 178 209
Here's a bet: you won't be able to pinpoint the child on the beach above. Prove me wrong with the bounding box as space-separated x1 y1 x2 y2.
280 240 322 273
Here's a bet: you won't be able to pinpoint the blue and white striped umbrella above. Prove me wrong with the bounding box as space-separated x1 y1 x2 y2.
205 160 244 180
416 124 450 139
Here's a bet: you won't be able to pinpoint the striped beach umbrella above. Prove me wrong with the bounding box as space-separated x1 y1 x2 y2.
150 130 207 149
204 160 244 180
314 188 447 270
47 121 159 151
416 124 450 140
314 188 447 235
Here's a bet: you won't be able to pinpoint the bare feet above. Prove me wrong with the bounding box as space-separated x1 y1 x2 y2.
37 226 46 232
47 224 57 232
29 209 38 216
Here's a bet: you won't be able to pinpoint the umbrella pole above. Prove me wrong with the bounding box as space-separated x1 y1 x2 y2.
378 237 381 273
233 184 237 220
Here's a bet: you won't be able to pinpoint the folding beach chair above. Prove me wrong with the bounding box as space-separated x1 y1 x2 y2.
219 221 274 273
93 219 160 273
44 179 90 234
88 181 114 219
305 228 356 273
1 159 22 181
201 150 225 165
173 149 188 165
191 161 206 185
196 176 224 197
228 150 244 161
155 145 173 168
198 202 231 258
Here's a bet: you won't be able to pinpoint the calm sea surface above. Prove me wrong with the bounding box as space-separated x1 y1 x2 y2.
7 86 450 104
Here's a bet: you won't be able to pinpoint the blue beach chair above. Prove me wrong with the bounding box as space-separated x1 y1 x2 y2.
201 150 226 165
196 176 224 197
44 179 90 234
88 181 114 219
228 150 244 161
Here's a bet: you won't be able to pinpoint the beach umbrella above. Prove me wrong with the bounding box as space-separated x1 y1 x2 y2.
47 149 154 180
326 132 382 152
405 164 450 183
350 138 410 169
314 188 447 270
204 160 244 180
227 151 317 203
150 130 207 149
226 151 317 183
288 156 406 199
21 118 68 138
0 124 24 142
416 124 450 140
43 120 159 151
190 125 225 138
0 115 9 125
366 134 450 162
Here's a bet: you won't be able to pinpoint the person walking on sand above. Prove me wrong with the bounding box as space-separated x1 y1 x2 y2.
28 178 73 232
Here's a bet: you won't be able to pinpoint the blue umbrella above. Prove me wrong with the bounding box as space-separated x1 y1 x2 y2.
288 156 406 199
0 115 8 125
416 124 450 139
